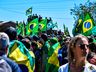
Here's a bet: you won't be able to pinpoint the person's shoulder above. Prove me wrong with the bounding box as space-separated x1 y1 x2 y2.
60 63 68 68
2 56 22 72
58 63 69 72
0 57 12 72
85 62 96 72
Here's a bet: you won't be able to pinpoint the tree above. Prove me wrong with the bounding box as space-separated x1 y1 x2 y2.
70 1 96 21
71 1 96 36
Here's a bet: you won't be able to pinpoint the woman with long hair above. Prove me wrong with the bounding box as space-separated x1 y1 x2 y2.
58 34 96 72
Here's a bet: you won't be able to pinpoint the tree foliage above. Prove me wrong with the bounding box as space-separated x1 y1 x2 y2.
70 1 96 20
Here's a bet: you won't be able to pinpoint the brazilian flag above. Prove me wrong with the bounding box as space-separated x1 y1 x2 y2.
72 15 83 36
8 40 35 72
26 7 32 16
46 42 61 72
76 16 83 33
92 26 96 36
26 18 39 35
82 13 94 36
21 22 25 36
16 22 22 35
39 18 47 31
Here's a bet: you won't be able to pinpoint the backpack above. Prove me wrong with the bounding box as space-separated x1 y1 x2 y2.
0 57 12 72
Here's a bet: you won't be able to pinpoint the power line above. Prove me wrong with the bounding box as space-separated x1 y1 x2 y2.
0 6 73 20
0 7 24 14
0 0 73 5
0 6 71 10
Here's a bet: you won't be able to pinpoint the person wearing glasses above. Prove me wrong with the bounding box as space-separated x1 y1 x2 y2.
58 34 96 72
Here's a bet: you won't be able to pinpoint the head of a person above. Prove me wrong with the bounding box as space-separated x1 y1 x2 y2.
0 32 9 55
63 37 71 46
4 26 17 41
32 35 39 42
68 34 89 63
41 33 48 42
31 41 38 52
21 38 31 50
87 42 96 65
89 42 96 53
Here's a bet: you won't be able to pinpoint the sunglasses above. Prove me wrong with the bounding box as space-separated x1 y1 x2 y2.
79 44 89 50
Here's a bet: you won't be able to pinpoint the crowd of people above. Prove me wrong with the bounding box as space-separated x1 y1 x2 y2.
0 25 96 72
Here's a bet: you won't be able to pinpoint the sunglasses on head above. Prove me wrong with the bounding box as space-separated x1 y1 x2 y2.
79 44 89 50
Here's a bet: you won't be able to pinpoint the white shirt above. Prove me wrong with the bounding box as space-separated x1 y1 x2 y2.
58 62 96 72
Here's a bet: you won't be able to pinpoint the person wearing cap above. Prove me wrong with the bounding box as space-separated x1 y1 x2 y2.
0 32 22 72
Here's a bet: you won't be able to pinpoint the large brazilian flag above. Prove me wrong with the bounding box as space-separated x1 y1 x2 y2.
46 42 61 72
82 13 94 36
8 40 35 72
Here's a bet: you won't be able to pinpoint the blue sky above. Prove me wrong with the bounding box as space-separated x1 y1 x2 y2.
0 0 95 36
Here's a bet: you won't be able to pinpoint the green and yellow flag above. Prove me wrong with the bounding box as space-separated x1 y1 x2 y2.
39 18 47 31
21 22 25 36
46 42 61 72
26 18 39 35
8 40 35 72
76 16 83 33
16 22 22 35
72 14 83 36
26 7 32 16
82 13 94 34
16 22 25 36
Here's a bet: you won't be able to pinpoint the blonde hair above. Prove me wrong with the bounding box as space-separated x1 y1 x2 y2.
68 34 88 63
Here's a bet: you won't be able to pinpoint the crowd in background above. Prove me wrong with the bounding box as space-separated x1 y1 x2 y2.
0 26 96 72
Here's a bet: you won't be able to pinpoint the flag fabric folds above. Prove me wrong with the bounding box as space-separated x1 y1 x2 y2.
16 22 22 35
92 26 96 36
76 16 83 33
26 18 39 35
26 7 32 16
82 13 94 35
39 19 47 31
16 22 25 36
46 42 61 72
72 15 83 36
47 21 53 30
8 40 35 72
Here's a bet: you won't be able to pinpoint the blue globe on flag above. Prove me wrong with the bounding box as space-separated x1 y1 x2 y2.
84 22 91 29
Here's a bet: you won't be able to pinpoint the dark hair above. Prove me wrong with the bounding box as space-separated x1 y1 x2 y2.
17 34 24 41
21 38 31 50
87 36 93 43
89 42 96 53
19 64 28 72
32 35 39 41
41 33 48 41
4 27 17 41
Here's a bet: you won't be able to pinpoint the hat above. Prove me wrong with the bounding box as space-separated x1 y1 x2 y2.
0 32 9 49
